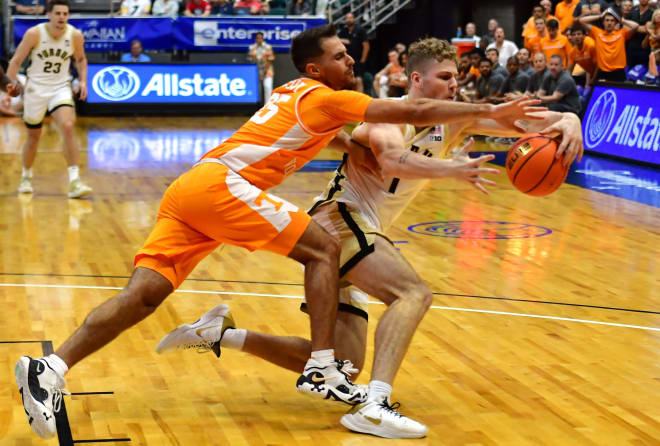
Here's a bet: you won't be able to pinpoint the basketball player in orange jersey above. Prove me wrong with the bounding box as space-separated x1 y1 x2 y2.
156 38 583 439
15 25 545 440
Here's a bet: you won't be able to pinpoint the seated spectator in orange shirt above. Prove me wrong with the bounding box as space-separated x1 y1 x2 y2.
555 0 579 33
540 19 572 67
184 0 211 16
457 53 475 87
567 25 597 86
468 48 484 81
526 17 548 54
579 9 639 82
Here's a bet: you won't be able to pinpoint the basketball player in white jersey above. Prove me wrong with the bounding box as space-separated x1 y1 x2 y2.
7 0 92 198
155 38 583 438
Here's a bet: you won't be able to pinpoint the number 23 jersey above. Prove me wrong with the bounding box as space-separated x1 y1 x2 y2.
27 23 75 86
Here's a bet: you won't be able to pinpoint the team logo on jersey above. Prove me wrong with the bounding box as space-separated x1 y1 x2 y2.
92 66 140 101
584 89 617 149
408 220 552 239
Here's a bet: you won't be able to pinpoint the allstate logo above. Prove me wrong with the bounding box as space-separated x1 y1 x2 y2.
408 221 552 239
584 90 617 149
92 66 140 102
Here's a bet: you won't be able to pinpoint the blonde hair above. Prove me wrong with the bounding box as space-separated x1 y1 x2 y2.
405 37 458 81
649 9 660 32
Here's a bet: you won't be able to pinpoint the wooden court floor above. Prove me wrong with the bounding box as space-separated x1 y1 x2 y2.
0 116 659 445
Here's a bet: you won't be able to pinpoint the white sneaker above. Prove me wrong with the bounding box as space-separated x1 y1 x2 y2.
15 356 70 439
296 358 367 405
68 178 92 199
340 398 428 439
155 304 235 357
18 176 33 194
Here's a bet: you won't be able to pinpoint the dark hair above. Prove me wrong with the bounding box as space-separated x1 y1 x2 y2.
479 58 493 66
546 18 559 29
507 56 518 65
468 48 485 59
486 47 499 56
47 0 69 12
571 24 586 34
533 4 543 11
255 32 264 38
550 54 563 64
291 24 337 74
398 51 407 67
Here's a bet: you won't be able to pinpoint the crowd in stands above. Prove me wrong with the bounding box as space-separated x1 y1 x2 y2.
13 0 325 16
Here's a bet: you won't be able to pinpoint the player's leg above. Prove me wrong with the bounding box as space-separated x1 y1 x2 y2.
263 74 273 101
18 85 48 193
340 235 431 438
50 101 92 198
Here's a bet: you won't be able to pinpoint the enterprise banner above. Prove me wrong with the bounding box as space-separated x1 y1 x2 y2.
583 84 660 165
13 16 325 52
87 64 259 104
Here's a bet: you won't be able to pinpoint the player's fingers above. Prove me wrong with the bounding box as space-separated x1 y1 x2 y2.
556 136 569 159
469 154 495 166
523 106 548 117
474 167 500 176
472 182 490 195
457 137 475 156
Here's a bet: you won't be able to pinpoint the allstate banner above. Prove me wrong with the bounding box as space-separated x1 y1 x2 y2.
174 17 326 52
87 64 259 104
13 17 173 51
583 84 660 165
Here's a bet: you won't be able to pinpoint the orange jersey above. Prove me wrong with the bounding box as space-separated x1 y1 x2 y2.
555 0 578 32
203 78 373 191
568 36 597 73
469 65 481 79
589 26 628 71
526 32 546 54
522 14 556 37
540 34 571 67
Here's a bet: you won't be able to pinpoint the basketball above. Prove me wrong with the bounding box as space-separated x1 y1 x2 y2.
505 133 569 196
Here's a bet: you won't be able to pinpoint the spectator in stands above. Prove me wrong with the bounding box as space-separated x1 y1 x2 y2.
120 0 151 16
395 43 407 54
338 12 370 93
643 9 660 82
621 0 633 19
487 27 519 67
248 32 274 102
457 53 474 87
388 51 408 96
15 0 45 15
121 40 152 63
234 0 262 15
540 18 571 67
465 22 481 46
152 0 179 17
288 0 314 15
567 25 597 86
485 47 509 78
573 0 609 19
472 58 505 103
526 52 549 96
517 48 536 77
523 5 548 43
526 17 548 54
610 0 624 17
540 0 553 18
555 0 579 33
626 0 653 67
185 0 211 16
579 9 639 82
467 48 484 83
373 48 403 98
480 18 498 49
537 55 581 113
210 0 234 15
500 56 530 102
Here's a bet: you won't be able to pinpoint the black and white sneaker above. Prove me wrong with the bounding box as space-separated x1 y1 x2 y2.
15 356 69 439
296 358 367 405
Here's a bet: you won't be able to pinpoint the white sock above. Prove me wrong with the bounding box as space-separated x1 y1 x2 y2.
220 328 247 350
45 354 69 377
367 380 392 403
311 348 335 367
68 165 80 182
22 167 33 178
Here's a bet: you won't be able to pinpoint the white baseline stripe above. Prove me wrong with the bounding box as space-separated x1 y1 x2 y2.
1 283 658 332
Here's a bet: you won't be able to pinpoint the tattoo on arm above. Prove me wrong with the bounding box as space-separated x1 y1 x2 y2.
398 152 410 164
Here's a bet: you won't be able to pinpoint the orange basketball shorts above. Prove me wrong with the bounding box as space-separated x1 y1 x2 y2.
134 161 311 289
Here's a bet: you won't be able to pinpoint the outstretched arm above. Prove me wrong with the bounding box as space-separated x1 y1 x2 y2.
453 111 583 166
352 122 499 193
364 96 545 128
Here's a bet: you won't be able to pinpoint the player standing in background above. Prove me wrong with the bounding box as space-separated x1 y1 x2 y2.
7 0 92 198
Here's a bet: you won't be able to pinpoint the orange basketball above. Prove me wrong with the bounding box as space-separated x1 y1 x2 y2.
505 133 569 196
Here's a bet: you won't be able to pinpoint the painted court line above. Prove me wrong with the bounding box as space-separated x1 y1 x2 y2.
1 283 658 333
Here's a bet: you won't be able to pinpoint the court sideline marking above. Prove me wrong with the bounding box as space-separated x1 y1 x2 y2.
1 283 658 333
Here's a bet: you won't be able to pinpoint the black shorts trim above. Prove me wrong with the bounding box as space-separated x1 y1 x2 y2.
48 103 74 115
24 121 43 129
336 201 375 277
309 153 348 214
300 302 368 321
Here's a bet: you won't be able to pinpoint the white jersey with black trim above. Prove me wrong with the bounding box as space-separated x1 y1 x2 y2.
27 23 75 86
311 97 452 232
